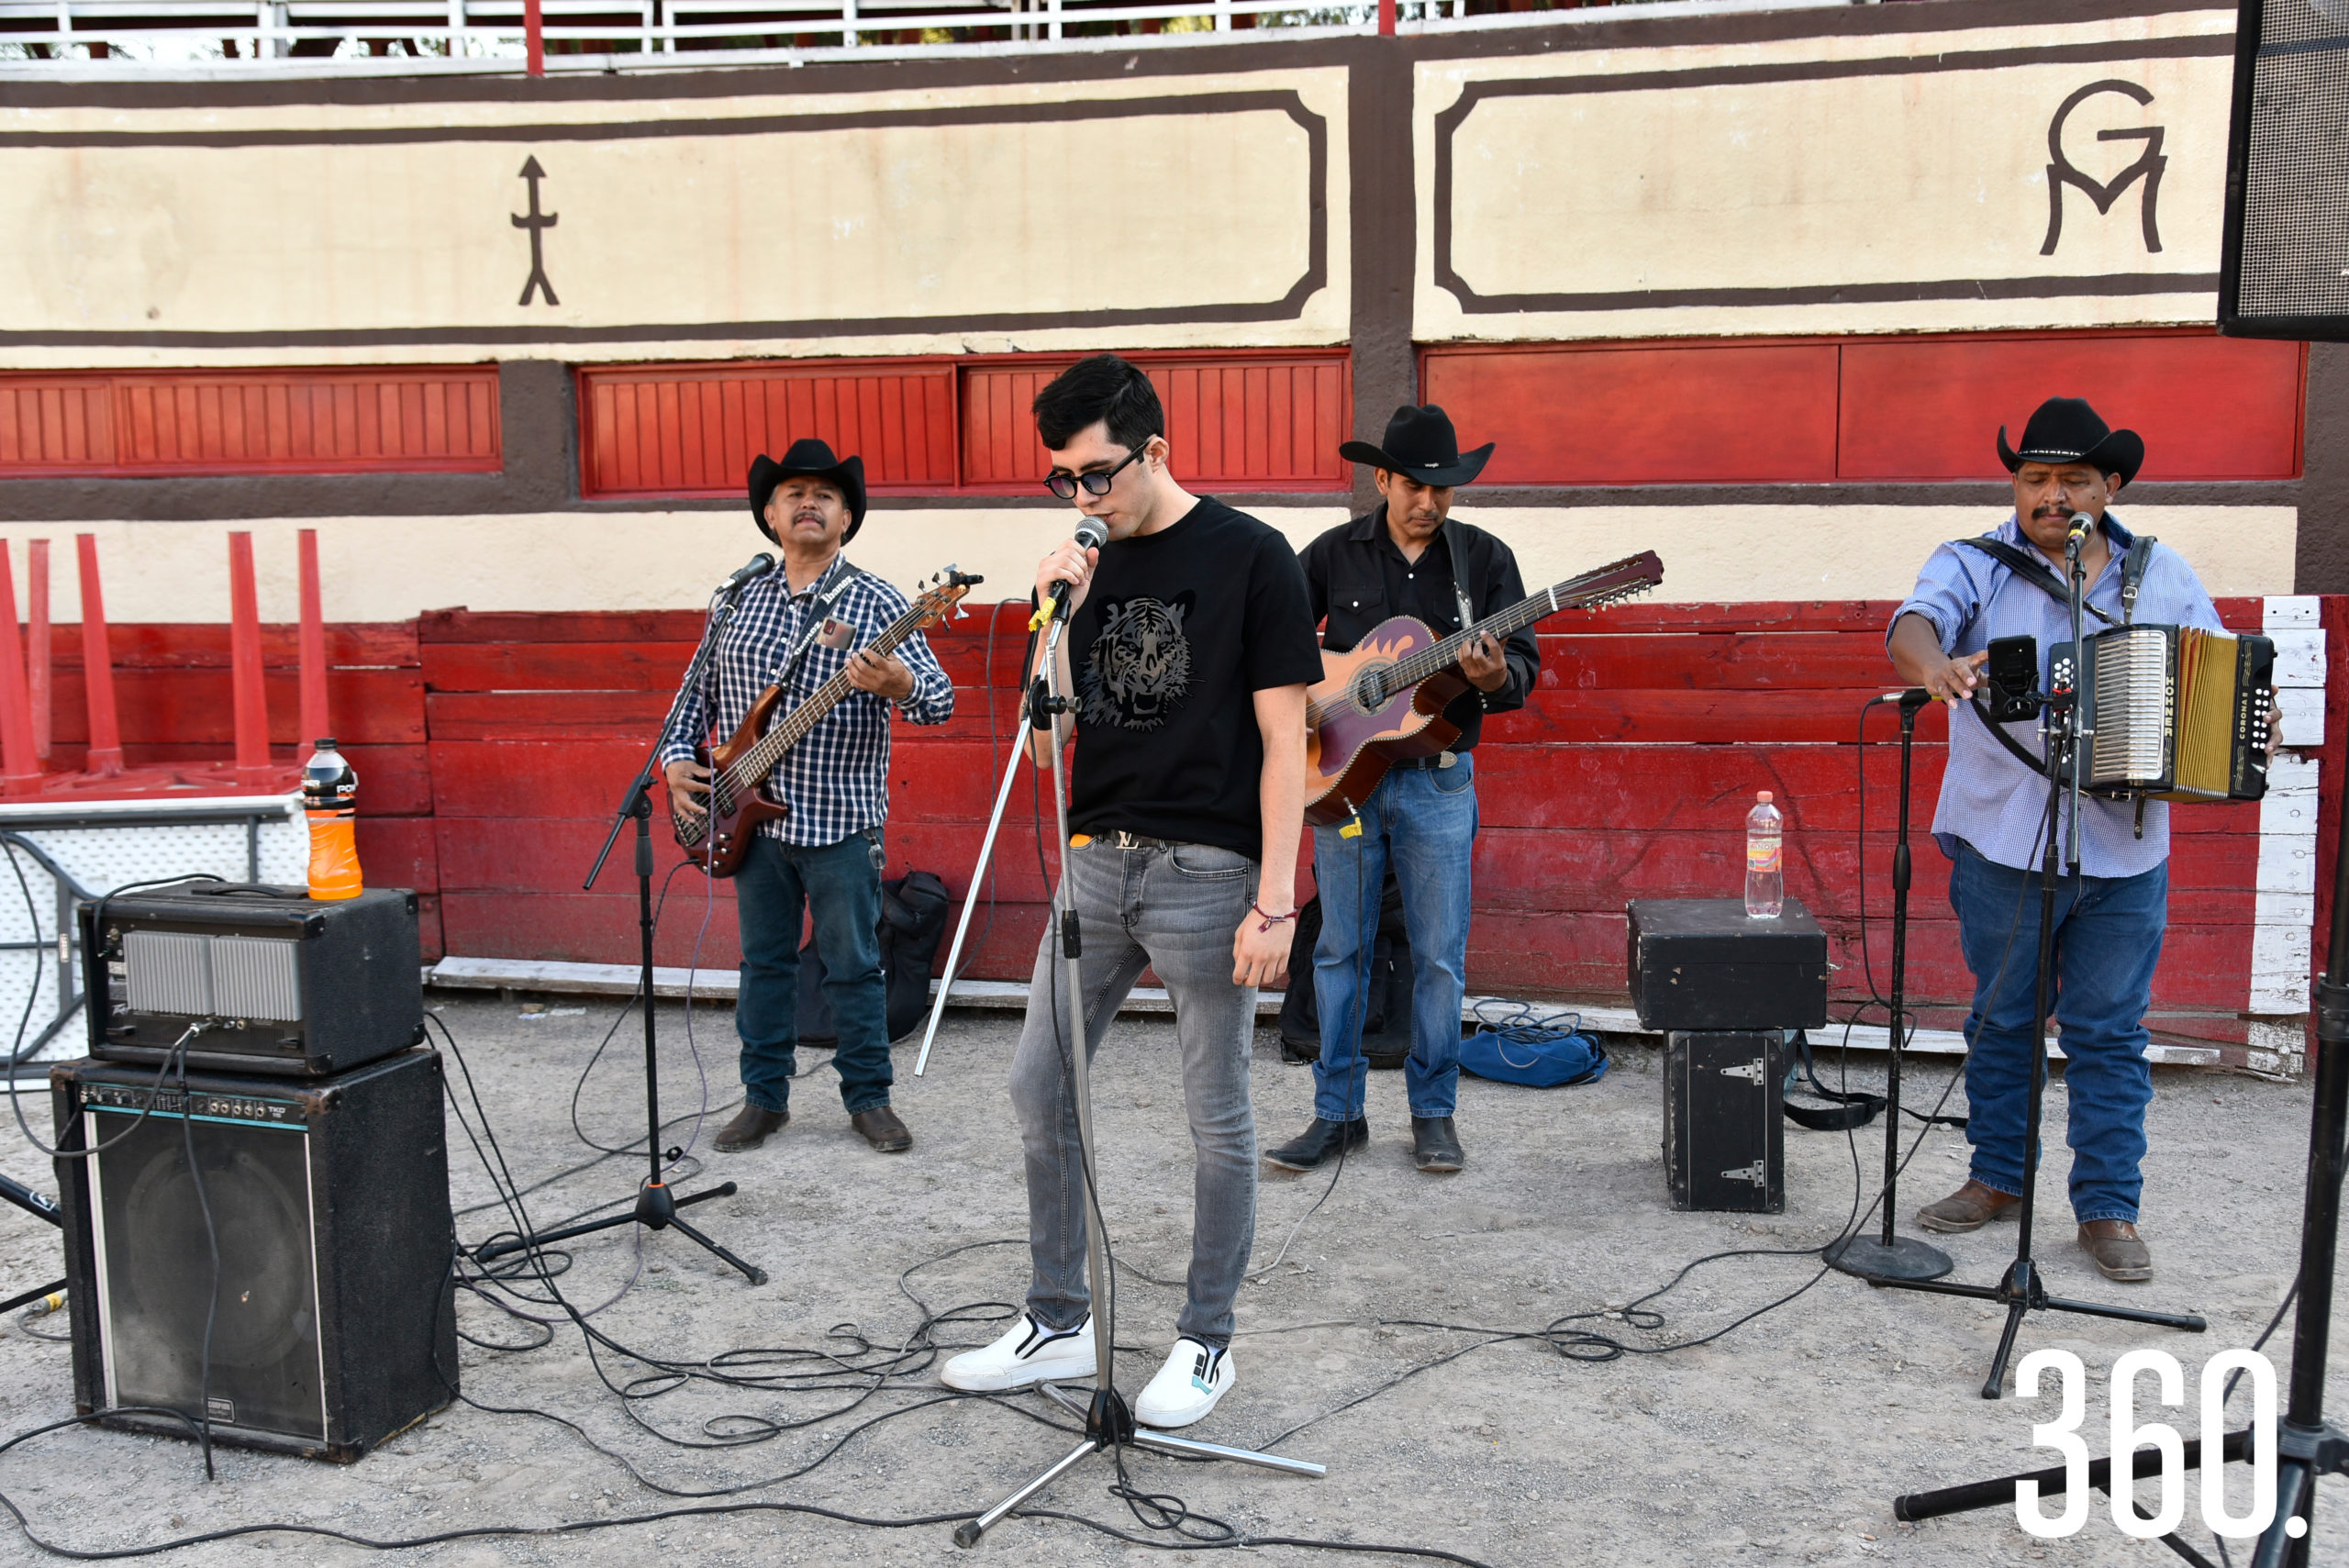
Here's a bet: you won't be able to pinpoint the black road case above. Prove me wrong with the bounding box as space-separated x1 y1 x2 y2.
1628 897 1829 1032
1664 1029 1786 1214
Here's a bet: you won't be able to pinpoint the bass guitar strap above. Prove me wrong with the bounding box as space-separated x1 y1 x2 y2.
763 558 863 697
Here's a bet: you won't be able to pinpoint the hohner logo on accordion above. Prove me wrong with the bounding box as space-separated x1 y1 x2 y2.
2055 625 2275 802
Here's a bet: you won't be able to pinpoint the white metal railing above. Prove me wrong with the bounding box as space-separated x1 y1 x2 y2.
0 0 1832 71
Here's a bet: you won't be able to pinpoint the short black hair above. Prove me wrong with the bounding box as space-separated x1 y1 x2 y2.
1032 353 1164 454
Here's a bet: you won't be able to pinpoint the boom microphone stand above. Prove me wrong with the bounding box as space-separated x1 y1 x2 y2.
1865 525 2201 1396
946 600 1323 1551
1825 686 1954 1284
474 573 765 1286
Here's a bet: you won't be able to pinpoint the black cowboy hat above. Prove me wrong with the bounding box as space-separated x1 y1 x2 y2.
1339 404 1494 488
1996 396 2144 488
748 439 868 544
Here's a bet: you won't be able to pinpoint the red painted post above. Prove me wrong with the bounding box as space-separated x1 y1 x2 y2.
297 529 329 751
525 0 543 76
0 550 41 796
75 536 124 775
228 532 273 789
26 539 49 763
1378 0 1395 36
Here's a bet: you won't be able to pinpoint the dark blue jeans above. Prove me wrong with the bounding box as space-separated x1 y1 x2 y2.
733 829 893 1117
1309 753 1478 1121
1948 843 2168 1225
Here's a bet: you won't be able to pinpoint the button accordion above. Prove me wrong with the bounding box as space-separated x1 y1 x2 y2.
2053 625 2276 802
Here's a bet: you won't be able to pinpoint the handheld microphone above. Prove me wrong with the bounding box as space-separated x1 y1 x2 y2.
1038 518 1111 628
721 553 777 593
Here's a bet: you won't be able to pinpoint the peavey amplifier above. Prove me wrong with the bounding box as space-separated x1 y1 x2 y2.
1664 1030 1787 1215
50 1049 455 1462
81 881 423 1077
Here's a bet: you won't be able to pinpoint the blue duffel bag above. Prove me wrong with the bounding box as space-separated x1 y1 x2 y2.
1457 1001 1609 1088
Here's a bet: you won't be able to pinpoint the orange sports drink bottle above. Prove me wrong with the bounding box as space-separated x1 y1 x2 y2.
303 739 363 900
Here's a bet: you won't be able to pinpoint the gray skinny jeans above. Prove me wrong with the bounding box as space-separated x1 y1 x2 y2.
1008 839 1260 1349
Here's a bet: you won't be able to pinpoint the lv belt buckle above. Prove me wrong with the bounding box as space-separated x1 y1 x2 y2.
1110 830 1151 851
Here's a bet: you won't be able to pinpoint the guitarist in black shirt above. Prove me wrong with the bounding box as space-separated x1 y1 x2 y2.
1265 405 1540 1176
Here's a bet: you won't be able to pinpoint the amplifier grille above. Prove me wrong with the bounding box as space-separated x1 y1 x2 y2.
122 931 213 1018
210 938 303 1023
122 931 303 1023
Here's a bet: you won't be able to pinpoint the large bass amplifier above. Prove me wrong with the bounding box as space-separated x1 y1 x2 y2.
81 881 423 1077
1664 1030 1787 1215
50 1049 456 1462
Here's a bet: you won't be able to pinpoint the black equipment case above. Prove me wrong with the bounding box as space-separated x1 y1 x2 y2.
1664 1030 1787 1214
81 881 423 1077
50 1048 456 1462
1627 897 1830 1032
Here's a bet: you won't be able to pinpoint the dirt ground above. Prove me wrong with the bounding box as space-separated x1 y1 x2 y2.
0 992 2339 1567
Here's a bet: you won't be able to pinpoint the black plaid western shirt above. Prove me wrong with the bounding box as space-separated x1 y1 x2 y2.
657 559 954 848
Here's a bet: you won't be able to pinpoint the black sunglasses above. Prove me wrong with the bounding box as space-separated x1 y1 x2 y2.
1043 440 1150 501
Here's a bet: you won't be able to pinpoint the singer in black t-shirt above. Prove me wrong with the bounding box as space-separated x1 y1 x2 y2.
938 355 1320 1433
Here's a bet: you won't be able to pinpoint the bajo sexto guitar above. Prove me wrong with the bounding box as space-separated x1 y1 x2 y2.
1303 550 1663 827
671 568 980 878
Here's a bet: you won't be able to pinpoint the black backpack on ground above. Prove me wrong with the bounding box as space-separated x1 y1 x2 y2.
792 870 952 1047
1276 870 1417 1071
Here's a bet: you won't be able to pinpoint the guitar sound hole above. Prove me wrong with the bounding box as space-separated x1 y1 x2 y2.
1353 671 1386 709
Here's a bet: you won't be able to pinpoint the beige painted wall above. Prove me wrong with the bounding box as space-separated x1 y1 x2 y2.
1419 7 2236 341
0 69 1350 370
0 502 2289 625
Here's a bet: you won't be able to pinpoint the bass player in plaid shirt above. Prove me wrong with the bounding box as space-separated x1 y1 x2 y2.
660 440 954 1156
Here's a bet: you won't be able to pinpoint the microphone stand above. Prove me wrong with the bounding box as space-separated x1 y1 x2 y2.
1865 524 2202 1396
945 602 1323 1551
1826 686 1953 1284
473 577 765 1285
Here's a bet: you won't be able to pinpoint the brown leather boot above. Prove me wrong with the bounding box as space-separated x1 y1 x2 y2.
2079 1220 2154 1282
851 1105 913 1153
1914 1179 2023 1233
715 1104 786 1153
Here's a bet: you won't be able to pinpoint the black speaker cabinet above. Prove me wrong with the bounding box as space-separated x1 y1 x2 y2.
1664 1030 1787 1215
51 1049 456 1462
2221 0 2349 339
81 881 423 1077
1626 897 1830 1033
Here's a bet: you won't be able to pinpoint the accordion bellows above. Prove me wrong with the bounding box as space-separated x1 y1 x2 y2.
2061 626 2275 802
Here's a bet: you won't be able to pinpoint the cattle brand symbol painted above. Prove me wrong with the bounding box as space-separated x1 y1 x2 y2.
2041 80 2165 257
1079 594 1194 731
513 156 561 306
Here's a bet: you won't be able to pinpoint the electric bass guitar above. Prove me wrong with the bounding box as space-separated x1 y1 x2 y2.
671 567 980 878
1303 550 1663 827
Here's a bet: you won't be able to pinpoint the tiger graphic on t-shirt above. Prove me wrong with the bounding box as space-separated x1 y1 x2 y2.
1078 593 1193 732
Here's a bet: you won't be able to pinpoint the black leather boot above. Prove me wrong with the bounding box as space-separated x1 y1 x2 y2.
1263 1117 1369 1172
1410 1116 1464 1173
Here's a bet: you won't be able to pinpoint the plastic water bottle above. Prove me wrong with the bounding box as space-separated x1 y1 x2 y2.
303 739 363 902
1744 790 1783 919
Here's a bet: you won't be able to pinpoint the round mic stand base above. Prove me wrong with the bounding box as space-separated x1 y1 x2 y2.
1824 1233 1953 1284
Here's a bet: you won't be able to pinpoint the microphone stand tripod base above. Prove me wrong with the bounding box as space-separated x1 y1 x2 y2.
1824 1232 1954 1284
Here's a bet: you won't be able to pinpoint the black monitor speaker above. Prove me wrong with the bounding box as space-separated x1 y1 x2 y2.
50 1049 456 1462
2221 0 2349 339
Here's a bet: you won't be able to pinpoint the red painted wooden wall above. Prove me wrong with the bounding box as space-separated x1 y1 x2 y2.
21 597 2327 1051
408 596 2321 1053
1421 330 2306 486
0 369 501 477
580 350 1352 499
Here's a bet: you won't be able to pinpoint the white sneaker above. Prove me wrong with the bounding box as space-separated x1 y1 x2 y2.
940 1313 1096 1393
1134 1338 1234 1429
